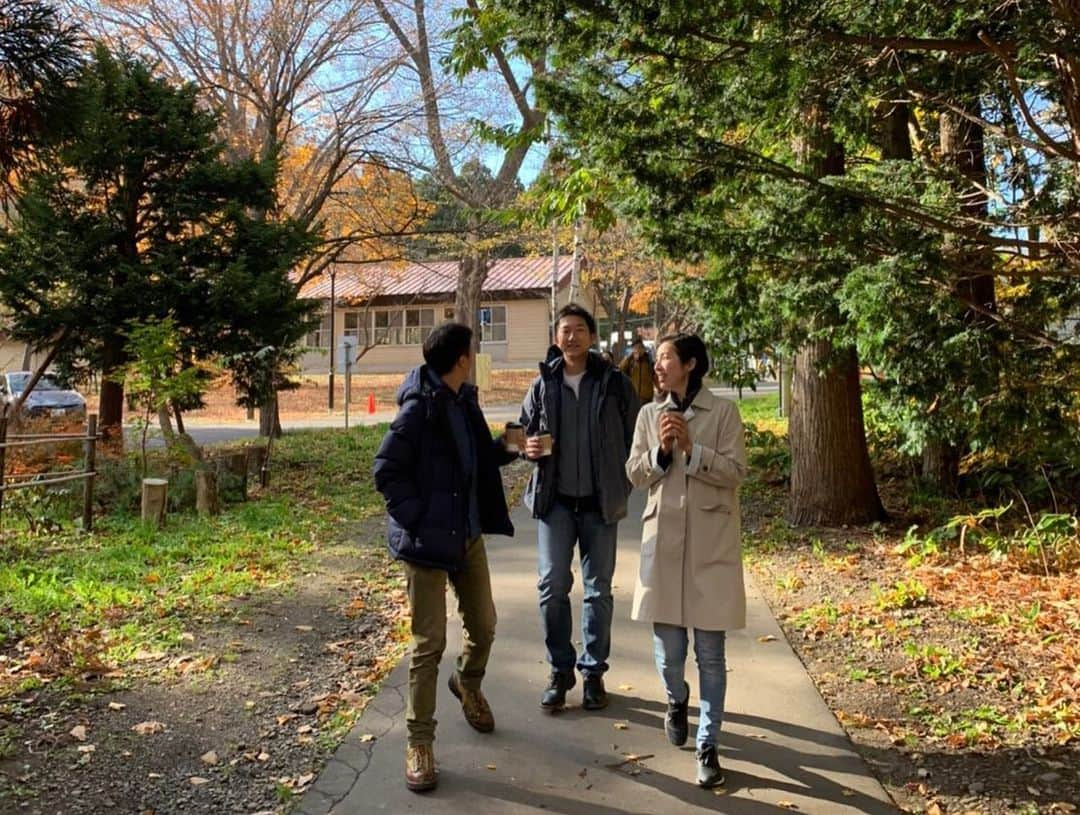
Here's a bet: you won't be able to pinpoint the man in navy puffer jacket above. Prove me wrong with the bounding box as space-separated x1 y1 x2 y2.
373 322 515 793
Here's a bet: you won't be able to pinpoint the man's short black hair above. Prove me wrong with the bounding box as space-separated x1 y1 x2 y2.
556 303 597 336
423 322 473 376
630 336 645 347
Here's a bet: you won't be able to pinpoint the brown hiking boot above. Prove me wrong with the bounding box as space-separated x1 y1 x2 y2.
448 671 495 733
405 744 437 792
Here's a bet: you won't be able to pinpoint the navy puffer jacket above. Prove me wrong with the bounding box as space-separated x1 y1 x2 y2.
373 366 515 572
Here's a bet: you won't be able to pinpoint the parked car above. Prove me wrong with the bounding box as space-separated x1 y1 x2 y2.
0 371 87 418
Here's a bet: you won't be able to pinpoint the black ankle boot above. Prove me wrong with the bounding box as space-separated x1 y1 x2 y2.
582 674 608 710
540 671 575 711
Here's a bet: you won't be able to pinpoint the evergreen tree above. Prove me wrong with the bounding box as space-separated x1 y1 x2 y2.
0 46 317 429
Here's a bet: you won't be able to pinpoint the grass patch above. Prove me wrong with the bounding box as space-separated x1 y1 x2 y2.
736 392 787 435
0 425 389 693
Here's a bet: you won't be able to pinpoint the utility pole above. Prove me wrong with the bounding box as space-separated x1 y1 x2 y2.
568 219 581 303
328 268 336 412
551 232 559 341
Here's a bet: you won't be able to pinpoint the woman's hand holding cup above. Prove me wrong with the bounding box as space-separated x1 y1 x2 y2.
658 410 691 456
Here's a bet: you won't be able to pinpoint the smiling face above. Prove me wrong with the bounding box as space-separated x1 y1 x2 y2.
654 340 695 395
555 315 594 364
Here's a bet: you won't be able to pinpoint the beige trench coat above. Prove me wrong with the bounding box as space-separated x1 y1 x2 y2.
625 389 748 631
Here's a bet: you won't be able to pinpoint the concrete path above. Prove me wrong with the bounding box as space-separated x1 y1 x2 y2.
297 490 897 815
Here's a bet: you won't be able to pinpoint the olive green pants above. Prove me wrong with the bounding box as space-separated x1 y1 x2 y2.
403 536 496 747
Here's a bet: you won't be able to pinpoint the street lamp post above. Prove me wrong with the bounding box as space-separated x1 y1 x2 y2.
328 268 336 412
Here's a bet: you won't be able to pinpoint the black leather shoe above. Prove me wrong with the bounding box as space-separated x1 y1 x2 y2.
540 671 575 711
665 681 689 746
696 744 725 788
581 674 608 710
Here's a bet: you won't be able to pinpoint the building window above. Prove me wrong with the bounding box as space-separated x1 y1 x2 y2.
305 310 332 348
373 310 402 345
479 305 507 343
344 311 370 346
404 307 435 345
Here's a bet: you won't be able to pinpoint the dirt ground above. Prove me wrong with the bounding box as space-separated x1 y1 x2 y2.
186 369 537 422
0 461 533 815
0 520 408 815
742 479 1079 815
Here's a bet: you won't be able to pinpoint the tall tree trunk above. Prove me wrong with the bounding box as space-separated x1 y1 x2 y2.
98 335 125 430
787 106 884 526
876 99 913 162
157 405 175 440
20 343 33 371
789 342 885 525
259 395 282 438
920 104 997 489
455 248 488 381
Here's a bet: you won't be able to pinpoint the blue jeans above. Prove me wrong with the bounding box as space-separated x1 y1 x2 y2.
653 623 727 749
537 502 618 676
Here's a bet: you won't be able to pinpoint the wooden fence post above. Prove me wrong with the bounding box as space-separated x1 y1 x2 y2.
141 478 168 526
82 414 97 532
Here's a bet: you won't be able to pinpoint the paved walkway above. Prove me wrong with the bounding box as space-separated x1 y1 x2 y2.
297 490 897 814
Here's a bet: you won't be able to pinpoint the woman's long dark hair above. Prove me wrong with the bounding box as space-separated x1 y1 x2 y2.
655 333 710 402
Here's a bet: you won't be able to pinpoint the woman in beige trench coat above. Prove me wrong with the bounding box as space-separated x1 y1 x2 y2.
625 333 747 788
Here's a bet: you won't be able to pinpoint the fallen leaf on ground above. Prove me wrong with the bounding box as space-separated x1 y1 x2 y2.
297 772 315 787
613 722 629 730
758 634 778 643
107 702 125 711
189 777 210 786
486 764 497 770
617 684 633 691
358 734 375 743
69 725 88 741
295 625 314 632
132 721 166 736
777 802 798 810
200 751 219 765
77 744 95 753
257 751 270 762
148 773 162 779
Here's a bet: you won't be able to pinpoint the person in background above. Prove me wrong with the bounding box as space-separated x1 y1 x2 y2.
625 333 747 788
519 303 640 712
373 322 516 793
620 336 657 404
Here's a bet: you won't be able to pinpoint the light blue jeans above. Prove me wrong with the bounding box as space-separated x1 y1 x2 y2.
653 623 727 749
537 502 618 676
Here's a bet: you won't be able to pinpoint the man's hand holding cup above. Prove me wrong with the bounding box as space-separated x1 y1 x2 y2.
525 432 553 460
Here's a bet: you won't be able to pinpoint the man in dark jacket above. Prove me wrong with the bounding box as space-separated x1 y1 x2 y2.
520 304 640 713
620 336 657 404
373 322 516 793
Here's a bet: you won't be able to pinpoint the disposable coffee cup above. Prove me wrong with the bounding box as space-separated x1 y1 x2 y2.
536 432 553 457
505 422 526 453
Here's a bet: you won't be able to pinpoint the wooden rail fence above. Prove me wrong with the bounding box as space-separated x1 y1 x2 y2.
0 413 99 532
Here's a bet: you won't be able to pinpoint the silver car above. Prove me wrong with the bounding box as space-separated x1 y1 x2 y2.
0 371 87 417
